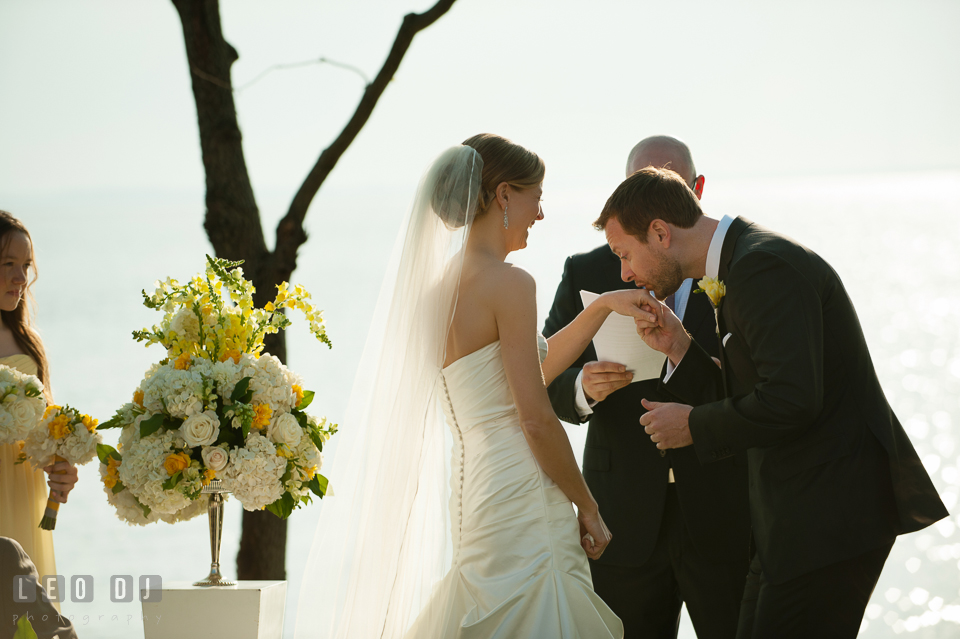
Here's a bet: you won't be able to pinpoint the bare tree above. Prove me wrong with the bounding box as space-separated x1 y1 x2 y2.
169 0 458 581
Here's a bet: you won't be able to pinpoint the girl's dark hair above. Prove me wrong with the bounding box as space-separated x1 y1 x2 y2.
0 211 50 397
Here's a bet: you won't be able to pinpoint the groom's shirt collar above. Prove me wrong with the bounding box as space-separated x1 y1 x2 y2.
705 215 734 279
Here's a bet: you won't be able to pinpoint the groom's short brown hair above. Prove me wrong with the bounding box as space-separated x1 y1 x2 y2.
594 167 703 242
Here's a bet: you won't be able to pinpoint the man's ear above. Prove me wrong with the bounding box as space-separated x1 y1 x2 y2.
693 175 705 200
649 219 671 247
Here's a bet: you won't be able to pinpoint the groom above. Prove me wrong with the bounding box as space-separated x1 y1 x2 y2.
544 136 750 639
596 167 948 638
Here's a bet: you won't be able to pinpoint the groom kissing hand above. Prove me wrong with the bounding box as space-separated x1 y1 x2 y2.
544 136 750 639
596 167 949 639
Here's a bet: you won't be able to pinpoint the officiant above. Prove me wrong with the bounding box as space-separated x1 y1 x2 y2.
544 136 750 639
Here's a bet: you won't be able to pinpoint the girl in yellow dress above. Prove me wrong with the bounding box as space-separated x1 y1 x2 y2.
0 210 78 586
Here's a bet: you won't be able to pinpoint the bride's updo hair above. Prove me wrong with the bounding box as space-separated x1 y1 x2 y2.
430 146 483 229
462 133 545 216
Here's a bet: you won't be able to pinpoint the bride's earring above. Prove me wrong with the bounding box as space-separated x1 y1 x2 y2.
503 206 509 230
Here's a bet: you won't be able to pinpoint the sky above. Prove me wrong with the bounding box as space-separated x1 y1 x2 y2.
1 0 958 204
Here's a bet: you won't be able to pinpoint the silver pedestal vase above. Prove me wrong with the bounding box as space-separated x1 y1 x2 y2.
193 479 237 587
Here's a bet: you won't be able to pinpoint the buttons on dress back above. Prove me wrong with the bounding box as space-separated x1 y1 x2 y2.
440 376 466 559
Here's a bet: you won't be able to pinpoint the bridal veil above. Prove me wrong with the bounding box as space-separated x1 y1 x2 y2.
295 146 482 638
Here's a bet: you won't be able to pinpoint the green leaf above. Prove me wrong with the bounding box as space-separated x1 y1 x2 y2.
13 614 38 639
296 390 315 411
97 444 121 465
140 413 166 438
241 421 250 439
98 416 123 430
162 471 182 491
265 492 296 520
231 377 252 402
306 426 325 453
134 495 151 518
112 481 126 495
307 474 329 499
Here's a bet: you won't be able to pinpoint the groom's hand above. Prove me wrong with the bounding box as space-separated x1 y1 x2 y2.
634 298 691 366
639 399 694 449
582 361 634 402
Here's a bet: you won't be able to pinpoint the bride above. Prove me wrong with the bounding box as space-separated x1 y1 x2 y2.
296 135 654 638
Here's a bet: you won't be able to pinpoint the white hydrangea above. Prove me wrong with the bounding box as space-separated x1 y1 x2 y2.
158 496 212 524
220 432 286 511
0 365 46 445
209 358 245 401
119 429 194 515
245 355 301 414
101 461 160 526
141 363 209 419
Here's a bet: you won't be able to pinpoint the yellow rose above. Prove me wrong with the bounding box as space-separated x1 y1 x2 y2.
697 277 726 308
163 452 191 476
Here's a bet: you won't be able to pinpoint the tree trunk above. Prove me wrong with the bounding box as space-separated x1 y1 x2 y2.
172 0 286 581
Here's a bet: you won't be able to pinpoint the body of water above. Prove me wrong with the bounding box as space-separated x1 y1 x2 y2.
3 169 958 637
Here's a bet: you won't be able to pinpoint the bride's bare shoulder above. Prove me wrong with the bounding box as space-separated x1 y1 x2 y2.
474 262 535 296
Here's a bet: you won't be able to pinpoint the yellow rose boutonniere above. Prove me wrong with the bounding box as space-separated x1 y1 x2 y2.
695 277 726 308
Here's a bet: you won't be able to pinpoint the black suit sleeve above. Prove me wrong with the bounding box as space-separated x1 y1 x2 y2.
660 338 724 405
543 256 594 425
687 251 825 462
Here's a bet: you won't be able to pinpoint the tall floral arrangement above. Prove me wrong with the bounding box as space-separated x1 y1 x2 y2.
98 256 336 526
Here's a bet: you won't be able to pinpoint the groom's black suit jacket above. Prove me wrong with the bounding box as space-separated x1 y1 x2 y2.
664 216 948 584
544 245 750 567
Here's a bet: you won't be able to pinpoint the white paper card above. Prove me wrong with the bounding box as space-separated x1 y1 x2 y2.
580 290 667 382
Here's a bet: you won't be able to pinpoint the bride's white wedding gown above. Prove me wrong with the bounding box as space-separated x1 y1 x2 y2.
409 334 623 638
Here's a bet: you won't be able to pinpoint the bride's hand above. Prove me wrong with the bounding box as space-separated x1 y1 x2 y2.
578 507 612 560
600 289 659 323
634 297 691 364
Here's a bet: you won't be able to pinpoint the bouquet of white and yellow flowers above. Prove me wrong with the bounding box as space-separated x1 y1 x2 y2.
0 365 46 445
98 255 336 526
21 405 102 529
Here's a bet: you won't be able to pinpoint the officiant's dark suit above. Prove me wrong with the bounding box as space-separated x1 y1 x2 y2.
662 216 948 638
544 246 750 639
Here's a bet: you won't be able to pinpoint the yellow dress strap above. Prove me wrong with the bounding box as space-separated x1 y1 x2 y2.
0 354 39 376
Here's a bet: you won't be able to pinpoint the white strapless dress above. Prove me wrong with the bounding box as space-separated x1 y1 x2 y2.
408 334 623 638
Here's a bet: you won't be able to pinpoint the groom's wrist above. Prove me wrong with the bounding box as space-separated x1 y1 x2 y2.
667 334 692 367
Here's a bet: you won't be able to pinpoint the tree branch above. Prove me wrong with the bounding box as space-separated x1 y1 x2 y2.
273 0 458 277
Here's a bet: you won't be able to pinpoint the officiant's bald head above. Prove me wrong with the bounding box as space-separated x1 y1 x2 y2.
626 135 704 199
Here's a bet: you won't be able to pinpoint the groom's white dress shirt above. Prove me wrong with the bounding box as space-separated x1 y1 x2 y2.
663 214 734 382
